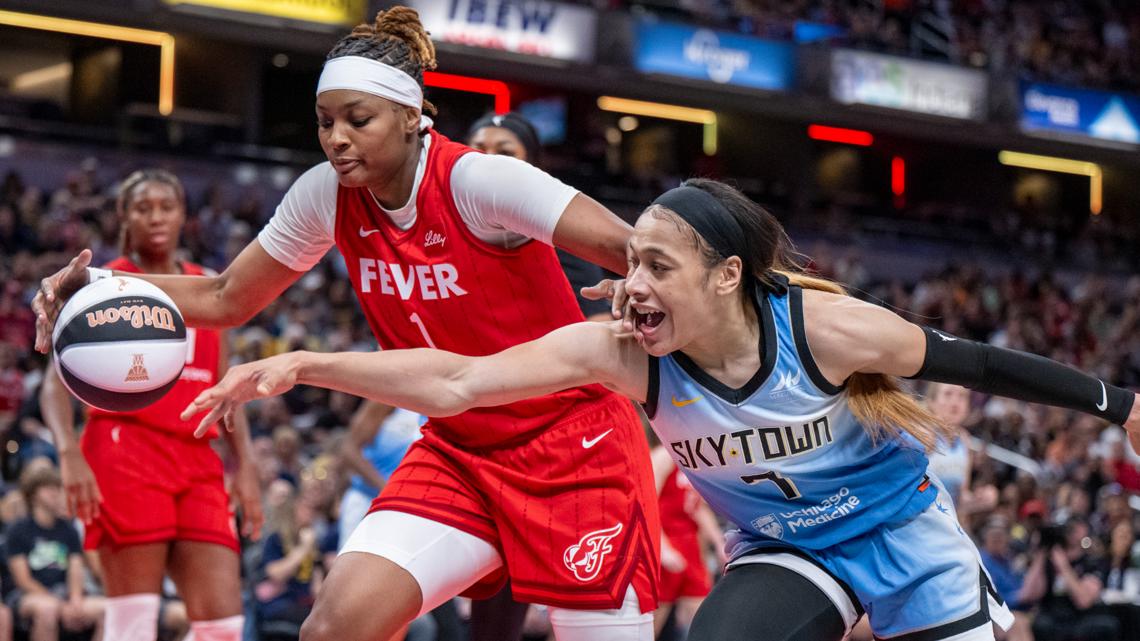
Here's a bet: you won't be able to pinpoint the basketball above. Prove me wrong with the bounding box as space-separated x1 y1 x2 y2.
52 276 188 412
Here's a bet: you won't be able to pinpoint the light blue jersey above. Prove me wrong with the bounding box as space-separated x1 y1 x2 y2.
349 408 426 496
645 284 1013 638
341 408 427 549
646 284 934 554
928 435 970 503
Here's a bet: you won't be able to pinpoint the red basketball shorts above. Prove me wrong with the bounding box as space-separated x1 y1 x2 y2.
81 419 237 552
370 393 661 612
659 531 712 603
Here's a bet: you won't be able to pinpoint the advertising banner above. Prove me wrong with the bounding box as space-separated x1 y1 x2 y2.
1020 81 1140 145
164 0 365 26
634 20 794 90
407 0 597 64
830 49 987 120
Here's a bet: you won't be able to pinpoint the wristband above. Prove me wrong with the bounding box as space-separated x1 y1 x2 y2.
86 267 113 284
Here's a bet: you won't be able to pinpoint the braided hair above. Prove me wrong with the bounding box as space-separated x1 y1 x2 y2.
327 6 438 116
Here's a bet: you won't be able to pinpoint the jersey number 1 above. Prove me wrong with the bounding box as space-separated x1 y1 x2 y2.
409 313 437 348
740 471 801 500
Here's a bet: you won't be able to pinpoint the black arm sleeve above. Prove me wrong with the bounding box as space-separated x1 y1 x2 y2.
908 327 1135 425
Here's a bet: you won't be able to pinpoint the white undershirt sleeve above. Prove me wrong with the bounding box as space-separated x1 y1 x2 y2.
450 153 579 248
257 163 339 272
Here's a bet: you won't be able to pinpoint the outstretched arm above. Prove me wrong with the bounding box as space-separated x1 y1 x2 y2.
34 242 303 352
802 289 1139 436
182 322 648 434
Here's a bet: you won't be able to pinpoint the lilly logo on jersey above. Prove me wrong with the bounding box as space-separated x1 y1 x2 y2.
358 259 468 301
86 304 177 332
563 523 623 582
424 230 446 248
670 416 833 470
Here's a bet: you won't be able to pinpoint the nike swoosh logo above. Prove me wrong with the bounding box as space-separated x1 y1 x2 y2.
359 226 380 237
671 395 703 408
582 429 614 449
1097 381 1108 412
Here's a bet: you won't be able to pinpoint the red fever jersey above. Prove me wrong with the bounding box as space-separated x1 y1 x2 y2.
87 256 221 439
335 130 609 448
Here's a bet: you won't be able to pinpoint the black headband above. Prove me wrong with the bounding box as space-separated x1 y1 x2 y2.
653 185 749 267
467 112 541 163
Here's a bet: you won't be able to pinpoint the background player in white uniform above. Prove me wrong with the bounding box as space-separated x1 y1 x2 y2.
185 177 1140 641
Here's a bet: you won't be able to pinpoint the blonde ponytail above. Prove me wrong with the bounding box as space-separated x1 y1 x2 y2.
778 269 953 451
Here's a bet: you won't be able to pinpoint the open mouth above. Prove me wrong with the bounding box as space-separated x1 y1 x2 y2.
632 307 666 333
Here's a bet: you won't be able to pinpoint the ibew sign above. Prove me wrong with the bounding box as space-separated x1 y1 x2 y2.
409 0 597 64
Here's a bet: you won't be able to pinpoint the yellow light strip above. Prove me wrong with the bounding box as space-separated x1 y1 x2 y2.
597 96 718 155
998 150 1103 215
0 10 175 115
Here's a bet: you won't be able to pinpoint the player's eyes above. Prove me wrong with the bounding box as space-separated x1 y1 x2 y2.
351 118 372 128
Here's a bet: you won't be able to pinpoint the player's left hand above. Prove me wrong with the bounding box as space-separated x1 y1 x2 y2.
183 352 304 436
232 460 264 540
1124 393 1140 455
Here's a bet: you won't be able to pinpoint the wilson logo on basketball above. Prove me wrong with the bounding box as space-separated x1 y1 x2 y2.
124 354 150 382
86 305 177 332
563 523 623 582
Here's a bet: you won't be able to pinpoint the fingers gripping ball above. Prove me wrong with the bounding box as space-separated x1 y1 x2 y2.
52 276 187 412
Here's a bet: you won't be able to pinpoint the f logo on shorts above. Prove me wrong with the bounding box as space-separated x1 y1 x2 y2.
563 523 623 582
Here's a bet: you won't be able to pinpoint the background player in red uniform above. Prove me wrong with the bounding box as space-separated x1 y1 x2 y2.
39 169 262 641
33 8 660 641
651 444 724 640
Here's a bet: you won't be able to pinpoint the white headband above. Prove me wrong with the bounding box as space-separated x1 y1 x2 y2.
317 56 433 131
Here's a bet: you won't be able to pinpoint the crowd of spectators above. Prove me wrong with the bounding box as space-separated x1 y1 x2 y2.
612 0 1140 92
1 137 1140 641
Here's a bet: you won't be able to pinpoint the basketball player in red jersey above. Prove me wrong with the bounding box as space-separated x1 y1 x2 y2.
39 170 262 641
33 8 659 641
651 444 724 639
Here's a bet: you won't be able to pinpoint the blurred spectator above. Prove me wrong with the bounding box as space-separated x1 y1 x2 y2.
255 481 336 634
1103 521 1140 604
977 518 1040 641
6 467 101 641
1027 518 1120 641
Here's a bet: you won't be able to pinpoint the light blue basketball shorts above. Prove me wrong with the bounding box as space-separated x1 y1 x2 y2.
729 477 1014 640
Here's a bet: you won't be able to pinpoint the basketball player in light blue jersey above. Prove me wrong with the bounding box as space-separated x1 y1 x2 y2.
185 179 1140 641
338 402 426 548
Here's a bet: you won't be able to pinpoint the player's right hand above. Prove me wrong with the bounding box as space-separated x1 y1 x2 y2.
183 352 303 436
581 278 633 333
59 448 103 524
33 249 93 354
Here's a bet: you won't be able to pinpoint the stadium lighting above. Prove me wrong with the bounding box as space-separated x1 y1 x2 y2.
998 150 1103 215
807 124 873 146
891 156 905 196
597 97 718 155
0 10 175 116
423 72 510 115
